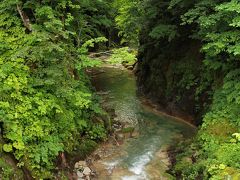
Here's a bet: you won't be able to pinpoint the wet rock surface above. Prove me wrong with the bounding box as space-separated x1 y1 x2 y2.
74 161 95 180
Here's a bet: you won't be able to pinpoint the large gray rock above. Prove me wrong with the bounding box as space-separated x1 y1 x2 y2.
74 161 87 169
77 171 84 178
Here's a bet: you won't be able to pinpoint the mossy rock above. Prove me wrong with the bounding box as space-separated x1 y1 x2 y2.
146 159 175 180
205 120 238 140
121 127 135 133
222 167 240 180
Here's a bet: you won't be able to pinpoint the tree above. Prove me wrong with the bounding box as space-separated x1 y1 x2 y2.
0 0 109 178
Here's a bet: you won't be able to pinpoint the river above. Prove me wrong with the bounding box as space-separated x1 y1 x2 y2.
90 64 196 180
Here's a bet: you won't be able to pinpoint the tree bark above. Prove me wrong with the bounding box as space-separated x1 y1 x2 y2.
17 4 32 31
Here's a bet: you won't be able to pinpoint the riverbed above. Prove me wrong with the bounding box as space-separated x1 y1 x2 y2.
89 64 196 179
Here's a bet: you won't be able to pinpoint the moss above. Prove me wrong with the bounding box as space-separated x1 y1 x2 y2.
222 167 240 179
121 127 134 133
205 120 238 139
74 139 98 159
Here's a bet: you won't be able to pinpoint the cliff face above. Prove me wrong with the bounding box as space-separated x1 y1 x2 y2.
133 1 240 178
136 36 205 124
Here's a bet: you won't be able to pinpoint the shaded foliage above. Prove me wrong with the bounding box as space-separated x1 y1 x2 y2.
119 0 240 179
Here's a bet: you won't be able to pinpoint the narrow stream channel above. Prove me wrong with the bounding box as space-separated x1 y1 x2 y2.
91 65 196 180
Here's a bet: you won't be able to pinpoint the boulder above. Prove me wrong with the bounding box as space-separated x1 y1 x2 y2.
83 167 91 176
77 171 84 178
74 161 87 171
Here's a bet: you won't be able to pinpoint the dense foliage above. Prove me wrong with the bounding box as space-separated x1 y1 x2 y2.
112 0 142 45
0 0 114 178
116 0 240 179
1 0 240 179
109 47 137 65
172 1 240 178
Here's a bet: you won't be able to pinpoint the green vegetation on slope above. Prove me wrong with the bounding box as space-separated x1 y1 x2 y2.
109 47 137 65
1 0 240 179
0 0 115 178
114 0 240 179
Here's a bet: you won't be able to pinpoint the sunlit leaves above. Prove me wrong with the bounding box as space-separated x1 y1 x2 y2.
216 0 240 13
109 47 137 65
0 0 107 178
113 0 142 45
3 144 13 152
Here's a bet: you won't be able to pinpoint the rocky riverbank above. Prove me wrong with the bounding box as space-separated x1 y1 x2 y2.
71 121 140 179
71 125 180 180
81 64 194 180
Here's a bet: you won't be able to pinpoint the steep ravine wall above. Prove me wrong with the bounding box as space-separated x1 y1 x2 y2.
134 1 240 178
136 37 207 125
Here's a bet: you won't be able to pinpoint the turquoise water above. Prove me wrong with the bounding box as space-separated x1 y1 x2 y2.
91 66 196 179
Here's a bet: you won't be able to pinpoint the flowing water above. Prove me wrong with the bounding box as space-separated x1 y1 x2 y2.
91 65 196 180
